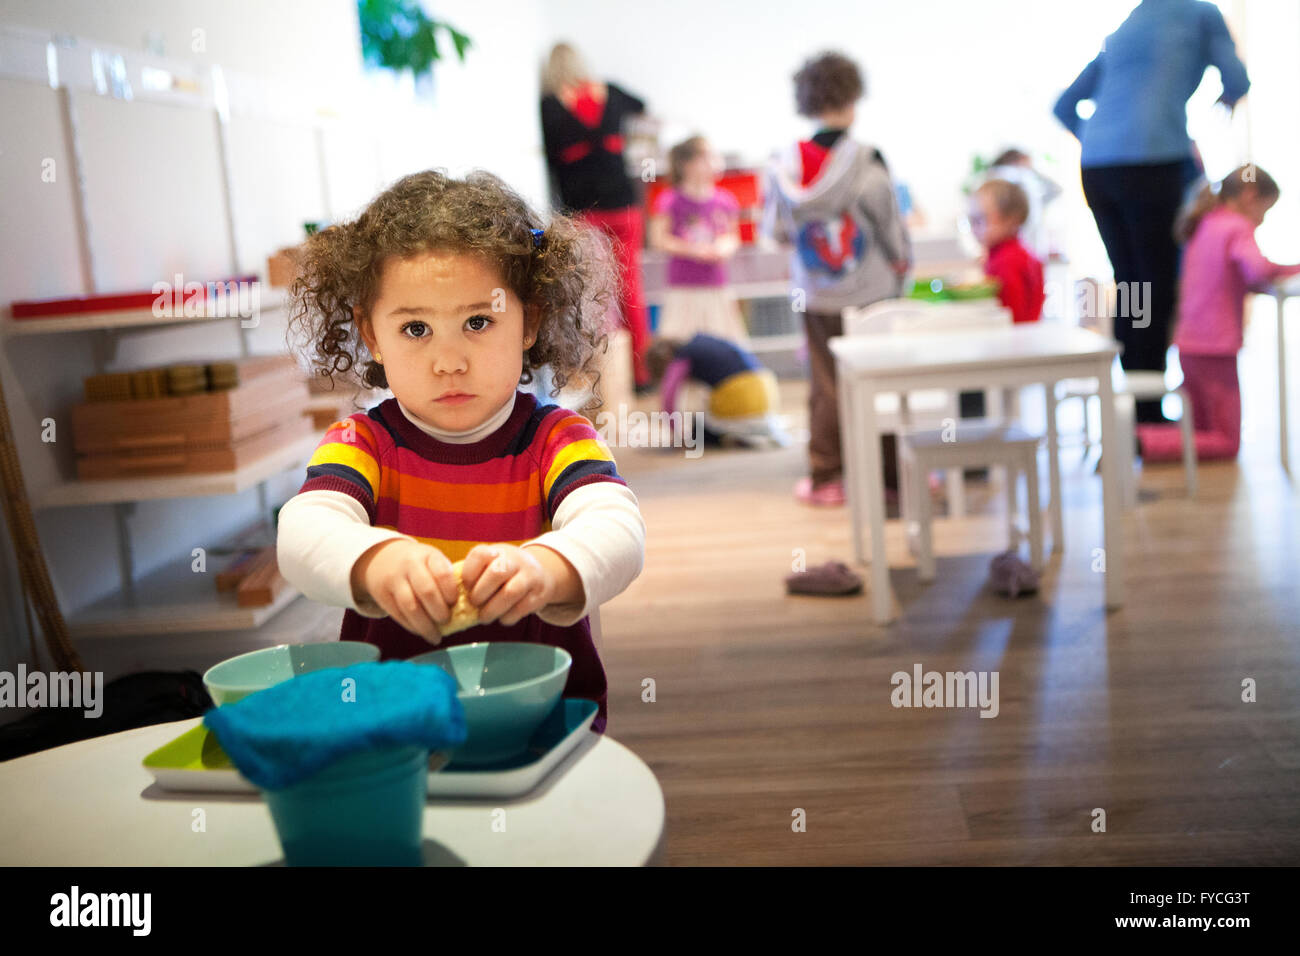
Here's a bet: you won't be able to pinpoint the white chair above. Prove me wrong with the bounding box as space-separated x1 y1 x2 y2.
1058 279 1197 499
1056 277 1113 456
841 299 1015 518
899 421 1044 582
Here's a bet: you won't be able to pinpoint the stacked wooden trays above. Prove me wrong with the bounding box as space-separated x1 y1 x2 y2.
71 356 314 480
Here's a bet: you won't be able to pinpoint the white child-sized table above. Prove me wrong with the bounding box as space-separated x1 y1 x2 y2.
1269 274 1300 475
0 717 666 866
829 323 1123 625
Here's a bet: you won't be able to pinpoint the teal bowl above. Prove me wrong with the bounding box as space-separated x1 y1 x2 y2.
408 642 571 766
203 641 380 706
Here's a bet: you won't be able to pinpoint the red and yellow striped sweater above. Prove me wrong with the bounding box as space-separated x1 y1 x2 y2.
298 390 627 730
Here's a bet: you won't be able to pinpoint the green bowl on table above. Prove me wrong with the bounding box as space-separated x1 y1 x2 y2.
202 641 380 706
408 642 571 766
909 276 1000 302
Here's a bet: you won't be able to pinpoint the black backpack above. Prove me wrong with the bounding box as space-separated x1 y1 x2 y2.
0 670 214 762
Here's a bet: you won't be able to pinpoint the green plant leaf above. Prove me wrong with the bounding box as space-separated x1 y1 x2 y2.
358 0 471 75
447 27 472 60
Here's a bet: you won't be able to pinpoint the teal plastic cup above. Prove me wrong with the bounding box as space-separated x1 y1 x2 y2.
263 744 428 867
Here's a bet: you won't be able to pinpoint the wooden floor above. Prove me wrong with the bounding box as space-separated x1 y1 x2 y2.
604 363 1300 865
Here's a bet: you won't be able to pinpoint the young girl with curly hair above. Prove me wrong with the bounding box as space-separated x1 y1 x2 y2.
277 169 646 732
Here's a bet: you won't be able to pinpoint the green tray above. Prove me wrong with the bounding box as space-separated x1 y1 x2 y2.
143 698 598 798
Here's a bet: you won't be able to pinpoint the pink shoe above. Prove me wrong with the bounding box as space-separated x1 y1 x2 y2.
795 477 846 506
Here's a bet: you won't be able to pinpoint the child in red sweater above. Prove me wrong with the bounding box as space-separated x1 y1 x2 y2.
971 178 1045 324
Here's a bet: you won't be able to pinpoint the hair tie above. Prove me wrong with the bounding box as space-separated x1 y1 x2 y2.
531 228 545 249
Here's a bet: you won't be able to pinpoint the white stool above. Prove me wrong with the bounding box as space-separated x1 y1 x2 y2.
1058 369 1197 503
1124 371 1197 499
899 421 1044 582
1058 277 1196 499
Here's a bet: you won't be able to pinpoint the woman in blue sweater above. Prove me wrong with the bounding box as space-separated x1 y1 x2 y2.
1054 0 1250 423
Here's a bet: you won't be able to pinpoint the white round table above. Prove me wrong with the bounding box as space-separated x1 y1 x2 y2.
0 718 665 866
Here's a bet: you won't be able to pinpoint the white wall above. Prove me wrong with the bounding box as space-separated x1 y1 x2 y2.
359 0 552 213
1228 0 1300 259
0 0 364 103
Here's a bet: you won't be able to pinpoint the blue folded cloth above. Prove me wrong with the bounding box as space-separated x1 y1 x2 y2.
203 661 467 791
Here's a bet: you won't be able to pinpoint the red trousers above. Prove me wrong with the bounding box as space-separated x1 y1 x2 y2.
579 206 650 387
1136 354 1241 461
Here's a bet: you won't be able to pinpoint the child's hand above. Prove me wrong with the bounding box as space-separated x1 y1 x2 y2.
692 242 722 263
350 539 460 644
460 544 555 627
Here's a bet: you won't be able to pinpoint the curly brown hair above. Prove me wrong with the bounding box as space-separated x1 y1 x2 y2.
287 169 618 403
793 52 864 118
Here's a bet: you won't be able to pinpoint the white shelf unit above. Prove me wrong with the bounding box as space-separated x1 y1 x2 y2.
642 279 794 308
3 286 289 337
35 431 318 509
744 333 804 354
0 29 345 642
67 555 302 639
2 287 315 635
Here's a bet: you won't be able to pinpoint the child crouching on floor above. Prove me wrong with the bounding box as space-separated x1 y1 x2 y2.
645 333 790 449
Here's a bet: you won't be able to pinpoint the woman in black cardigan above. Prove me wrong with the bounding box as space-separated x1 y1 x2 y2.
540 42 651 390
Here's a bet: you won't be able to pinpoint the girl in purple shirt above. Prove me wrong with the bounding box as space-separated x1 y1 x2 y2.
1139 165 1300 462
648 136 748 345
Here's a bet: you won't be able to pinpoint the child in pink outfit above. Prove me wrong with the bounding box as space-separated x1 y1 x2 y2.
1138 165 1300 462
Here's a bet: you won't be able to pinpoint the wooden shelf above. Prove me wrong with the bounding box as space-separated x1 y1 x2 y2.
67 555 302 638
3 287 289 336
35 431 319 508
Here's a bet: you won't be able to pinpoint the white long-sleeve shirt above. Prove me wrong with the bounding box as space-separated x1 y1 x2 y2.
276 391 645 627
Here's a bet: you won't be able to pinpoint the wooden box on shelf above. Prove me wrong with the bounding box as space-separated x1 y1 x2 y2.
70 355 314 480
73 418 313 480
302 376 385 431
230 547 288 608
267 246 303 288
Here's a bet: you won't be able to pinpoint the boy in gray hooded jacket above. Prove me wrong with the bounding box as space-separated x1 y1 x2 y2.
764 51 911 504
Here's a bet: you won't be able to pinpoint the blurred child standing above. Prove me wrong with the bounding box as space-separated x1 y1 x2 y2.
1138 165 1300 462
763 51 911 506
648 135 748 344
